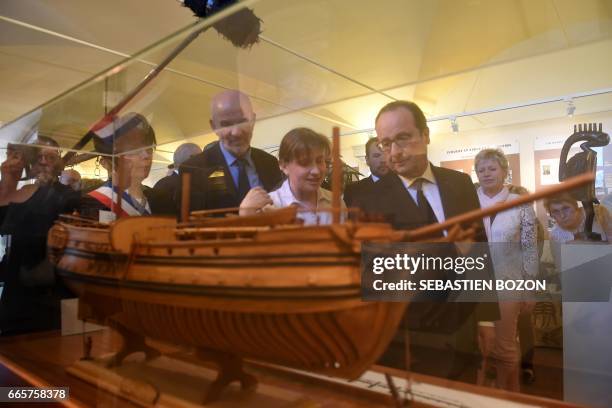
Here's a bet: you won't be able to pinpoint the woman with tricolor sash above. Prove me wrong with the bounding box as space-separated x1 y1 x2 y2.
80 113 159 221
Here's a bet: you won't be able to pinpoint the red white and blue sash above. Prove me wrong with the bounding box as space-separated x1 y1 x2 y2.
88 182 151 217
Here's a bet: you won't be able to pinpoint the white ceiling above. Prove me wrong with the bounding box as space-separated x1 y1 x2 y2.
1 0 612 170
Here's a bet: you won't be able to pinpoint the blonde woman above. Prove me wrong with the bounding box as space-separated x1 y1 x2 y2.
474 148 538 391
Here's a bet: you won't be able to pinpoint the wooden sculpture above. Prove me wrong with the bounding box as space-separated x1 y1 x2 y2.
559 123 610 240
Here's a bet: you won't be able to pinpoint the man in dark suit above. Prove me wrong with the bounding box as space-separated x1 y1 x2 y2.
152 142 201 214
343 138 389 207
362 100 498 382
179 90 283 215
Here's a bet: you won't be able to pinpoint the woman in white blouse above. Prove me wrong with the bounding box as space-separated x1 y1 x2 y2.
474 148 538 392
240 127 344 224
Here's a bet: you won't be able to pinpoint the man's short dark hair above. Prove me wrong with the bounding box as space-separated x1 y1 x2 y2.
365 138 379 157
375 100 428 133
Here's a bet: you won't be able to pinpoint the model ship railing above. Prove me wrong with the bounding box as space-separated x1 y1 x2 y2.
178 172 594 242
175 210 351 241
182 206 365 229
58 213 108 229
174 173 596 245
176 226 272 241
184 206 300 227
52 174 594 255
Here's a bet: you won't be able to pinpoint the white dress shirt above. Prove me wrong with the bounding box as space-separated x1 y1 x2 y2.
269 179 345 225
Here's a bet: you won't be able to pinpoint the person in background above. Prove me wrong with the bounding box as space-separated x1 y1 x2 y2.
0 136 79 335
80 113 160 220
545 193 612 282
60 168 81 191
343 138 389 207
545 193 611 244
153 142 201 214
474 148 538 392
179 90 283 214
239 127 344 225
508 184 542 385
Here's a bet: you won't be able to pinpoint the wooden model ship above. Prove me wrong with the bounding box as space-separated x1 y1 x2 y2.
48 206 405 377
46 147 593 404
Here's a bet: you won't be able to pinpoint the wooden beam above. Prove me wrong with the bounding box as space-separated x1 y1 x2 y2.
331 126 342 224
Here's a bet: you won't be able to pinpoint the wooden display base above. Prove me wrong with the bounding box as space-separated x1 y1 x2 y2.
0 329 586 408
0 330 394 407
67 354 312 408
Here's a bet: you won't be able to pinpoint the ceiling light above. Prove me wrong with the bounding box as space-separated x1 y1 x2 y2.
450 117 459 133
566 99 576 117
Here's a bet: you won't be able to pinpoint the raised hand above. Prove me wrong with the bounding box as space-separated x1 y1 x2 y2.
239 186 273 215
1 149 26 182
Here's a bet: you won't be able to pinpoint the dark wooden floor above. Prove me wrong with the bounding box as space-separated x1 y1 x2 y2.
379 341 564 401
0 365 62 407
0 330 574 408
0 330 395 408
522 347 564 400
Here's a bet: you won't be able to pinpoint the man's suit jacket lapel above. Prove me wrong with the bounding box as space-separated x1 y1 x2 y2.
381 173 418 212
251 149 271 191
251 148 284 191
431 164 460 220
384 173 417 208
210 143 239 198
353 176 375 202
377 173 423 228
375 166 464 229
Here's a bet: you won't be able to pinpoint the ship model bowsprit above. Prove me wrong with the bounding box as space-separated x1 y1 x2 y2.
47 123 594 405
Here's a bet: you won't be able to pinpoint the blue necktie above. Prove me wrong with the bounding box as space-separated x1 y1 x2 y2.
236 158 251 201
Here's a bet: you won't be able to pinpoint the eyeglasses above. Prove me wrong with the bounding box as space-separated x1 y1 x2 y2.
549 206 575 218
37 151 60 162
376 133 421 152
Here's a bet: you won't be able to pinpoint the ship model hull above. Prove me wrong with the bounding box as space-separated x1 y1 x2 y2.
46 173 594 405
48 213 407 380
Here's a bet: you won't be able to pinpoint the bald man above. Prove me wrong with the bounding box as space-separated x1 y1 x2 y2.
179 90 283 214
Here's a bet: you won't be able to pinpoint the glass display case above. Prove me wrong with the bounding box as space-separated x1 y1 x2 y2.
1 0 611 406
